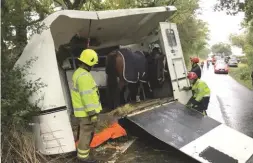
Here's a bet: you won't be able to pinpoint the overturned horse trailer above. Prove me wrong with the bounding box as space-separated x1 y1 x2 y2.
16 6 253 163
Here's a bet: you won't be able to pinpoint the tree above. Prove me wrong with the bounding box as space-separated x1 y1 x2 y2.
216 0 253 70
1 0 50 131
214 0 245 15
198 46 211 59
1 0 54 64
1 1 49 162
230 32 253 67
54 0 88 10
211 43 232 56
177 18 209 61
229 33 245 48
215 0 253 24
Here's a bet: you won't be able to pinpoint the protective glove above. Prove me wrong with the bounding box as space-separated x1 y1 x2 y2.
182 86 190 91
90 115 98 123
87 110 97 116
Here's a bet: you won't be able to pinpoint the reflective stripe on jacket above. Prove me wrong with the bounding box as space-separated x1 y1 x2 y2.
71 68 102 117
192 79 210 102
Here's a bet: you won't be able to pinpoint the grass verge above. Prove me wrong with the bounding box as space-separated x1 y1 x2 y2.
229 63 253 90
1 125 74 163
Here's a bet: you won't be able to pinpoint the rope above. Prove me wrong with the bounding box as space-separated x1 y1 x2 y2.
87 19 92 48
86 0 92 48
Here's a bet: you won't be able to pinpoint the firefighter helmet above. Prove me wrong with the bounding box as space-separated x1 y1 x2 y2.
78 49 98 66
190 57 200 63
187 72 198 80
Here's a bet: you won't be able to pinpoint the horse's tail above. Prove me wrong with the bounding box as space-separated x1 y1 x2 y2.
106 51 120 109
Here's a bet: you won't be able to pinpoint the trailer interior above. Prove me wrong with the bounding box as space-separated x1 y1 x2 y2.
57 35 175 113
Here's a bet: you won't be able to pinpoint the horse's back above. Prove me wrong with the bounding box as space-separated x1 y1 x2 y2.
117 48 147 83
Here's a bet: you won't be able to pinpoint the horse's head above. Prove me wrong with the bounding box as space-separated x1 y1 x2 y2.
142 50 166 89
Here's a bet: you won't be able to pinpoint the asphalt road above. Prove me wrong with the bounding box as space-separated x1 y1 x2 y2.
202 64 253 138
116 64 253 163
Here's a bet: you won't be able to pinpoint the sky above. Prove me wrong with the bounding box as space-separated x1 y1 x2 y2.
197 0 245 56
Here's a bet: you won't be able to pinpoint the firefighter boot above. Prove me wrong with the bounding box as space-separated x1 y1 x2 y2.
78 157 97 163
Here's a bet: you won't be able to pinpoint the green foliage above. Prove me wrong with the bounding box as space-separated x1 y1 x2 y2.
211 42 232 56
239 67 251 80
169 0 209 65
214 0 245 15
215 0 253 24
229 64 253 90
244 43 253 67
198 47 211 59
238 56 248 64
216 0 253 69
230 31 253 68
1 0 53 62
229 34 245 48
2 0 48 129
53 0 88 10
1 52 47 162
1 56 47 130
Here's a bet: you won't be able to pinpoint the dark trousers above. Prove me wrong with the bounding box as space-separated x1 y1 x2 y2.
194 96 210 113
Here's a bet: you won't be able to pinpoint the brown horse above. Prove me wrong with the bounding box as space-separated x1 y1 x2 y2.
105 48 151 110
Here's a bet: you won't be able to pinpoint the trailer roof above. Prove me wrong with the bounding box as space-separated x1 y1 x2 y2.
43 6 176 48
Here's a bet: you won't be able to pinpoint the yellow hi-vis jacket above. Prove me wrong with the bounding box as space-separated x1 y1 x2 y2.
71 68 102 117
192 79 210 102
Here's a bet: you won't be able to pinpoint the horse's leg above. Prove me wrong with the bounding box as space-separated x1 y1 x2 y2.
106 52 120 110
147 81 154 98
128 83 139 102
135 82 141 102
139 82 146 101
136 82 142 102
115 53 126 107
142 81 153 99
119 78 126 104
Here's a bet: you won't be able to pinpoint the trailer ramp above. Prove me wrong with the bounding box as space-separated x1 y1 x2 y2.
127 101 253 163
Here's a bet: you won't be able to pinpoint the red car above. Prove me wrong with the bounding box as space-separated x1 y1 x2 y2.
214 61 229 74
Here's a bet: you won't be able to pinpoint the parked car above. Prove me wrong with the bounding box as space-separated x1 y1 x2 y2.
214 61 229 74
228 58 238 67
